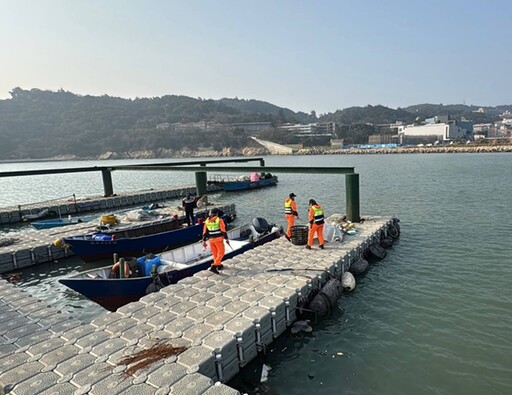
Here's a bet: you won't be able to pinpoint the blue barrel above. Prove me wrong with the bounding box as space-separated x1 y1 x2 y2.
137 256 161 276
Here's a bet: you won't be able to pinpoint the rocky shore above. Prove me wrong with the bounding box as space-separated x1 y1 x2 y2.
295 144 512 155
96 144 512 160
3 144 511 163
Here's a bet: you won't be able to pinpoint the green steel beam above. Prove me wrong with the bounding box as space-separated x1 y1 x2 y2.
101 168 114 197
0 167 107 178
113 165 355 174
133 157 264 167
0 157 265 178
0 159 360 221
346 173 360 222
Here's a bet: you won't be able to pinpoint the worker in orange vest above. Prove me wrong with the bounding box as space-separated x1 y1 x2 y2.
202 208 230 274
284 193 299 241
306 199 325 250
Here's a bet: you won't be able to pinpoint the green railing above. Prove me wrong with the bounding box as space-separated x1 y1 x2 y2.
0 157 361 221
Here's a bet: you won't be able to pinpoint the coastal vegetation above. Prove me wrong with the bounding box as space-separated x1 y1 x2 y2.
0 88 509 160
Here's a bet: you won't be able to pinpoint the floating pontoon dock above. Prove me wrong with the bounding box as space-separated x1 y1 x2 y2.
0 216 399 395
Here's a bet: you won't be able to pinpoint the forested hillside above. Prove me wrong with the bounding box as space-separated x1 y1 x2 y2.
0 88 507 160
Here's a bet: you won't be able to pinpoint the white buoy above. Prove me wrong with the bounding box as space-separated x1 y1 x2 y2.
342 272 356 291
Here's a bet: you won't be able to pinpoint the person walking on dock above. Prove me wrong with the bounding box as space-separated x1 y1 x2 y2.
203 208 230 273
306 199 325 250
284 193 299 241
182 193 196 226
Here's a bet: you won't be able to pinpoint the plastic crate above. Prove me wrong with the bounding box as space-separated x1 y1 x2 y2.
290 225 308 245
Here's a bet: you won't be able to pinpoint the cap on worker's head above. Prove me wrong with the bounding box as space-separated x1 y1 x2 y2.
309 199 317 205
289 193 297 198
209 208 219 216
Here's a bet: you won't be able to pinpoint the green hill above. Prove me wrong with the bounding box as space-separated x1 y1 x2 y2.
0 88 509 159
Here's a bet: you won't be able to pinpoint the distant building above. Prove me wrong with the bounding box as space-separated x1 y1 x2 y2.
277 122 336 137
230 122 273 133
473 123 493 137
368 134 397 145
159 122 224 132
396 116 473 144
375 121 403 134
397 119 472 144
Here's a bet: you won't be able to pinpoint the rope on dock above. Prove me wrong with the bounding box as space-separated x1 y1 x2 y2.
116 340 188 377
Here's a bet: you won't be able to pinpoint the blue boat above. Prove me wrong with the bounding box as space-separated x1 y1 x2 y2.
59 218 282 311
60 218 204 262
209 173 278 191
31 217 85 230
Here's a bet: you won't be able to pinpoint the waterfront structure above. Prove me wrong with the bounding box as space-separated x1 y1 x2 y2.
397 117 473 144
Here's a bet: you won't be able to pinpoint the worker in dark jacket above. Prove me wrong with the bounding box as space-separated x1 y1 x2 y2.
202 208 230 273
182 193 196 226
306 199 325 250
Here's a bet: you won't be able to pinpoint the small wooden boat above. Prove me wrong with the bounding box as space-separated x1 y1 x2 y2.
208 173 278 192
32 217 85 230
59 218 282 311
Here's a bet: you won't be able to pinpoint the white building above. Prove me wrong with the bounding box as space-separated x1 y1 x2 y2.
397 121 466 143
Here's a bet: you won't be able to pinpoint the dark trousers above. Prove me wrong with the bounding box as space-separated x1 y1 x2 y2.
185 209 194 226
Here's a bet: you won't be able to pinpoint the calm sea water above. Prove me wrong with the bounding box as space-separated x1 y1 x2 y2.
1 154 511 395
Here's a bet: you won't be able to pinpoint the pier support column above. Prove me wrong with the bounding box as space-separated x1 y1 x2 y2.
346 173 360 223
259 158 265 166
101 169 114 197
195 164 207 197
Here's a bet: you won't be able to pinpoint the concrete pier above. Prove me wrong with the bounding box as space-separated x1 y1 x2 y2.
0 216 399 395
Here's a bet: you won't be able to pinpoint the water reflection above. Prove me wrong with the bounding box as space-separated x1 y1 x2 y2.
11 256 109 322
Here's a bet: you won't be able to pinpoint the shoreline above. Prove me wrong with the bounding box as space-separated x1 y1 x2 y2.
0 144 511 164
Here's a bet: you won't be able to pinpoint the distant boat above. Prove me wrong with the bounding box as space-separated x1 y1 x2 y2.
31 216 86 230
209 173 278 191
59 218 282 311
61 219 203 263
22 208 54 221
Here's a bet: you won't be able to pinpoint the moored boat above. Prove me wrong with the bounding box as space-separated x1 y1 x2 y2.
60 219 203 262
32 217 85 230
58 218 282 311
208 173 278 191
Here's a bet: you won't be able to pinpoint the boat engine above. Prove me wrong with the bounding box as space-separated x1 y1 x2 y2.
252 217 270 234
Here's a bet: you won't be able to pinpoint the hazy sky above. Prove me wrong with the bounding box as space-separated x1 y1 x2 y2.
1 0 511 114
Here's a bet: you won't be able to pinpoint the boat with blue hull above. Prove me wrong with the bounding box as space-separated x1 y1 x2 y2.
60 218 203 262
208 173 278 191
59 218 281 311
32 217 87 230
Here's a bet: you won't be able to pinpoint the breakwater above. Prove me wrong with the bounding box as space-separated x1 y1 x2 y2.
82 143 512 159
295 143 512 155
